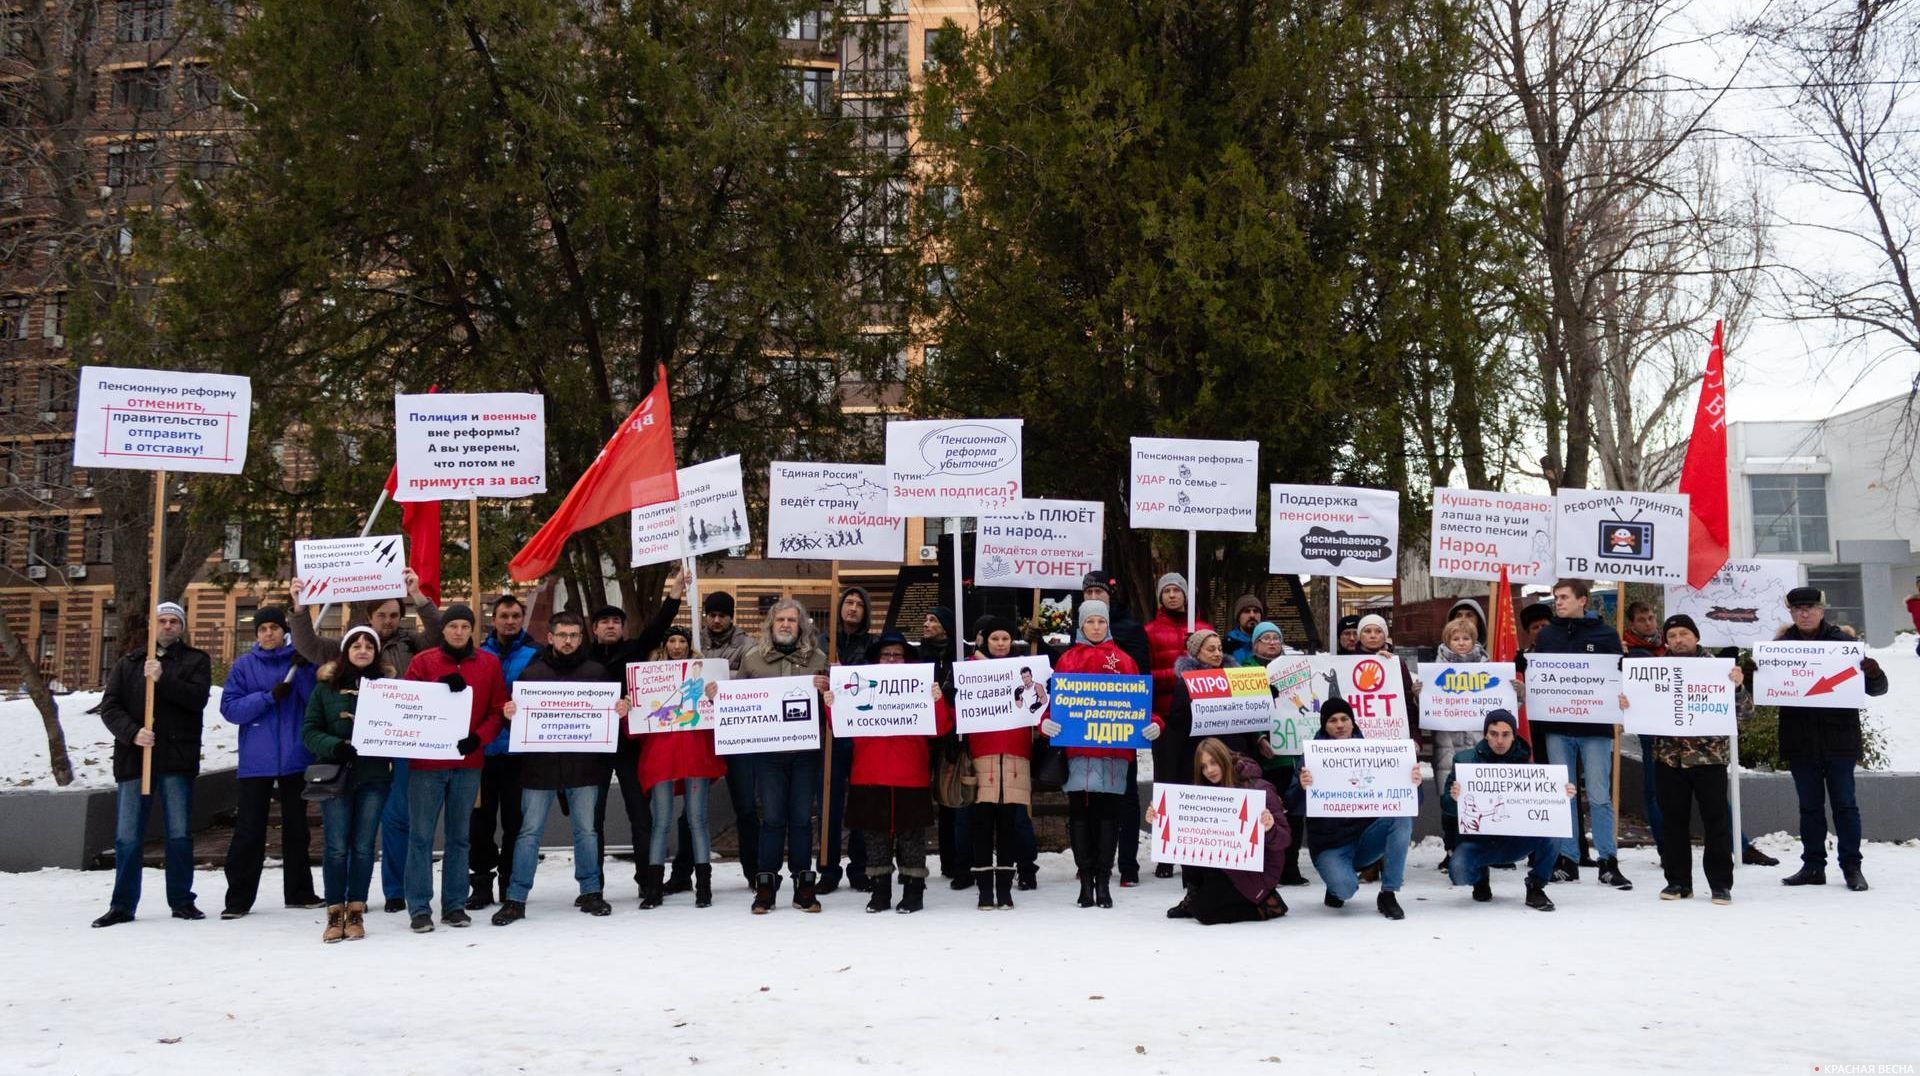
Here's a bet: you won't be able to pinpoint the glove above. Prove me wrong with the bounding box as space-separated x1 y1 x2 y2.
1039 718 1062 738
334 743 358 763
441 672 468 693
1862 657 1882 676
1142 722 1162 742
455 734 481 755
271 682 292 702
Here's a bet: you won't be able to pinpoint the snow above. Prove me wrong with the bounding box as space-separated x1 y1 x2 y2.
1867 637 1920 772
3 836 1917 1074
0 688 235 791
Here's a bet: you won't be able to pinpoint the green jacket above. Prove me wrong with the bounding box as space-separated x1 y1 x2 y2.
301 675 395 786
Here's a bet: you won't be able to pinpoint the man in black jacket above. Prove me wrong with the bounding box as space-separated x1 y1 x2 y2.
1774 588 1889 891
491 612 632 924
1522 578 1632 891
92 601 213 927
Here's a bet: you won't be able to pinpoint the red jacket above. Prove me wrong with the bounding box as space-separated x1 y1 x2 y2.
638 729 726 792
965 653 1036 758
1906 595 1920 632
849 697 955 788
1053 639 1159 761
1145 609 1212 720
402 645 507 771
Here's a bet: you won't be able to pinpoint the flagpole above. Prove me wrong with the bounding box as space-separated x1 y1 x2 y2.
951 518 965 666
312 486 391 631
821 559 840 872
468 496 482 604
141 470 167 796
686 553 705 656
1729 720 1745 868
1186 530 1197 634
1327 575 1339 654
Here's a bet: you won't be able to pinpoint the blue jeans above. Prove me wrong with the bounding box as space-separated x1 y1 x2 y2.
110 775 196 913
507 785 602 902
405 766 483 917
649 779 712 866
1544 732 1617 859
379 759 411 902
1788 756 1862 869
746 750 821 878
1450 835 1557 887
321 781 390 904
1310 816 1413 900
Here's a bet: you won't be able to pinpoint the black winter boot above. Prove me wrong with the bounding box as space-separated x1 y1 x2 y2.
1376 892 1405 920
1472 877 1492 903
1525 877 1556 911
866 875 893 913
1742 844 1779 867
578 892 612 916
663 863 693 895
794 871 822 912
694 864 713 908
639 865 665 910
751 872 779 914
897 877 926 914
490 899 526 926
1076 874 1096 908
1597 856 1633 890
1016 862 1038 891
1781 864 1827 886
466 873 494 911
1843 866 1870 892
950 868 975 891
976 872 996 909
994 869 1015 910
1093 873 1113 909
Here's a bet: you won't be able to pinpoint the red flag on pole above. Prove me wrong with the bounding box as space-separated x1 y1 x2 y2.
1488 565 1531 749
385 385 441 603
508 367 679 583
1677 320 1731 589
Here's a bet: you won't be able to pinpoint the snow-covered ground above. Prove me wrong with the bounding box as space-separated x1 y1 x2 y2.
3 835 1916 1074
0 688 235 791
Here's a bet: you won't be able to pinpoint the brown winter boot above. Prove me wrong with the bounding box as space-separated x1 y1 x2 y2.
323 904 347 944
344 902 367 941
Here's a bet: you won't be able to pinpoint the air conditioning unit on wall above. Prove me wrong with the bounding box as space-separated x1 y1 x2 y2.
66 564 86 579
26 565 48 580
227 559 251 574
917 545 937 561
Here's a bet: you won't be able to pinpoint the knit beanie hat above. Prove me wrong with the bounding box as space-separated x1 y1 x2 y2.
1156 573 1189 601
1186 629 1220 660
1661 613 1700 641
441 603 476 626
1251 621 1281 643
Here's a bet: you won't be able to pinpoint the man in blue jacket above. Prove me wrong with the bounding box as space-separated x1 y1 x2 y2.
469 593 538 910
220 606 322 918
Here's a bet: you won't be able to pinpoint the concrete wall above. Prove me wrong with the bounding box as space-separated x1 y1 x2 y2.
0 768 238 873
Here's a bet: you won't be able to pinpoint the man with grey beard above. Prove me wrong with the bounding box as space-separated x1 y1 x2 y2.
732 598 830 914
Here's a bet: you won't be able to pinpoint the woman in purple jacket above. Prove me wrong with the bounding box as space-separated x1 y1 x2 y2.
219 606 322 918
1166 738 1290 924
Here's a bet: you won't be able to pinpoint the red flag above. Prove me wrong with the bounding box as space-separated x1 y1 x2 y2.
508 368 679 583
1677 321 1730 589
1488 565 1531 749
385 386 441 603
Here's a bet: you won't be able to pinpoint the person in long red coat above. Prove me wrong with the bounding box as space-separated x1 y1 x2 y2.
1142 572 1210 878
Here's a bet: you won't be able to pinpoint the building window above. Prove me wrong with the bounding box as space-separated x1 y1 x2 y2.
923 184 960 220
35 439 72 486
840 95 907 157
924 263 954 300
1 10 25 58
189 138 224 179
105 140 159 188
785 10 822 40
111 67 167 112
847 174 906 247
851 253 903 324
116 0 170 43
840 20 907 94
790 66 833 115
181 64 221 110
920 344 941 373
1750 473 1829 554
923 27 945 71
28 515 69 565
1807 565 1864 633
0 294 27 339
84 515 114 564
41 292 65 342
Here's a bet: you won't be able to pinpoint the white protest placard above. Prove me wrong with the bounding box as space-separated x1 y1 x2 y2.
1302 739 1420 818
1305 653 1410 740
829 662 938 738
1182 666 1275 736
294 535 407 604
1127 437 1260 533
714 675 822 755
1664 559 1799 648
885 418 1023 516
766 461 904 561
351 679 468 761
1429 488 1557 585
508 681 622 754
1149 784 1268 870
1265 655 1317 756
952 655 1053 735
625 659 730 735
1268 484 1401 577
975 499 1104 589
679 454 750 556
393 392 547 502
1752 641 1870 709
1522 653 1621 726
73 365 252 475
1417 662 1519 733
1553 488 1690 584
1454 763 1572 838
1621 658 1737 736
629 499 685 568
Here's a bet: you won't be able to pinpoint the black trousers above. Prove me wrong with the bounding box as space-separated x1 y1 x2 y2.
223 773 317 913
468 754 524 884
968 801 1020 869
593 740 692 887
1187 866 1271 925
1656 762 1733 892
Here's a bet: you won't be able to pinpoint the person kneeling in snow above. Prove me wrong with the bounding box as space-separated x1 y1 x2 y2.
827 631 953 914
1167 738 1288 924
1295 698 1422 920
1445 710 1571 912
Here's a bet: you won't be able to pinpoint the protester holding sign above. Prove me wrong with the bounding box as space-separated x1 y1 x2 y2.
733 598 830 914
400 605 507 933
1522 579 1630 890
470 594 538 912
1246 625 1309 887
91 603 213 929
219 606 323 920
963 620 1042 908
491 613 631 925
1444 711 1566 912
1165 739 1289 925
1145 574 1210 878
1415 618 1492 870
1043 601 1163 908
1769 588 1888 892
637 656 727 910
827 633 954 914
825 584 876 895
1296 699 1422 920
301 626 395 942
291 566 441 913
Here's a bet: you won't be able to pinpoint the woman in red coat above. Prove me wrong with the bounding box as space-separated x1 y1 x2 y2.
635 650 727 910
964 618 1038 910
1143 572 1211 879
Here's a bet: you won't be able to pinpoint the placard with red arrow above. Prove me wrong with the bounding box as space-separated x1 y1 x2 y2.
1150 783 1267 871
1753 641 1870 710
